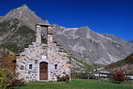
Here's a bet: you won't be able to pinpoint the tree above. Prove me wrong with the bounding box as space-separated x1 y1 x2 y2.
0 55 24 89
112 68 126 83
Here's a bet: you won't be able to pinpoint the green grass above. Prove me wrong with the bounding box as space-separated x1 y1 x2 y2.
15 80 133 89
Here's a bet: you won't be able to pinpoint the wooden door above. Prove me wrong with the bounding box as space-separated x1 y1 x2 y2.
40 62 48 80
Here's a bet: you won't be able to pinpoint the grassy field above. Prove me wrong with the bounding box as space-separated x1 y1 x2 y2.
15 80 133 89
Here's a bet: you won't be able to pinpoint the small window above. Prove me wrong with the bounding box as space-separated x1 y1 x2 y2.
55 64 57 69
29 64 32 69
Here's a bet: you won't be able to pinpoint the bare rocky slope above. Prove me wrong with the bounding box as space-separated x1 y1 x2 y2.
0 5 133 66
53 27 133 65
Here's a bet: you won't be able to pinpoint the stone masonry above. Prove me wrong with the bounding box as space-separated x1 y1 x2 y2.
16 24 71 82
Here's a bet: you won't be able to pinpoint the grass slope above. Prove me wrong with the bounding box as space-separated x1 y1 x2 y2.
114 53 133 66
15 80 133 89
106 53 133 70
0 19 35 53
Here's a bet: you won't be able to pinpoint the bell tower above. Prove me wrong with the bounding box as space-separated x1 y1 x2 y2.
47 26 54 44
36 24 42 44
36 24 51 44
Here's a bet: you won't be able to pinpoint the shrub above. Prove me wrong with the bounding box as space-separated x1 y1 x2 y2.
112 68 126 83
57 73 70 83
0 68 24 89
88 73 97 79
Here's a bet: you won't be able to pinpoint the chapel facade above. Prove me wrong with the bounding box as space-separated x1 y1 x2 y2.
16 24 71 82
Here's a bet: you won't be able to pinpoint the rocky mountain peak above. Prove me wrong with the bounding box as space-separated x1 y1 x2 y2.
15 4 35 16
0 4 48 30
18 4 29 10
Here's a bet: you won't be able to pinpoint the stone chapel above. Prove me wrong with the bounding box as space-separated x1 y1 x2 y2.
16 24 71 82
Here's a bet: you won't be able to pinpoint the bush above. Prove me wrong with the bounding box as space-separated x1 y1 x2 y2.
112 68 126 83
88 73 97 80
0 68 24 89
57 73 70 82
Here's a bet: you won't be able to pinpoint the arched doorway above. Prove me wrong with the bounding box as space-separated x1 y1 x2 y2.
40 62 48 80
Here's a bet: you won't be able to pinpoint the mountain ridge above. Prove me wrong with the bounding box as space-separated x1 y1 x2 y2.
0 5 133 65
53 26 133 64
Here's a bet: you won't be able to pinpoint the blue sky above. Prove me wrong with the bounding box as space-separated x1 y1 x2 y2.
0 0 133 40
